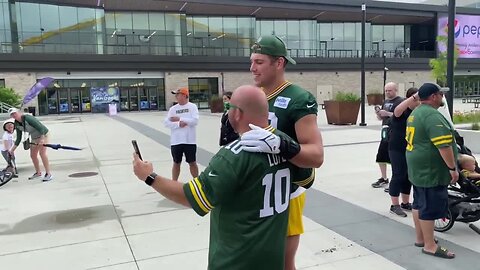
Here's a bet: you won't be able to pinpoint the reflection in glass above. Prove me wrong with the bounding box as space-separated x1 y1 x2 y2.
70 89 81 113
47 89 58 114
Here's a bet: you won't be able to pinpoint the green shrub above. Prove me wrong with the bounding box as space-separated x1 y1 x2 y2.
452 111 480 124
334 92 360 102
0 87 21 107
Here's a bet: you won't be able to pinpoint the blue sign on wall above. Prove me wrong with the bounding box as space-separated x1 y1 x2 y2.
90 87 120 113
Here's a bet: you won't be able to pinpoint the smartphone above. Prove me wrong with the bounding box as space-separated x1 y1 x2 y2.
132 140 143 160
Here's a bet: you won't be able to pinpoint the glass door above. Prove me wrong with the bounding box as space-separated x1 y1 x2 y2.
139 87 149 110
47 89 58 114
81 88 91 113
149 87 158 110
120 88 129 111
129 88 139 111
70 89 81 113
58 89 69 113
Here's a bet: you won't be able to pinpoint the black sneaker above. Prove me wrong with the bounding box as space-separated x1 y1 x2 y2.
384 187 389 193
372 178 389 188
390 205 407 217
401 202 412 211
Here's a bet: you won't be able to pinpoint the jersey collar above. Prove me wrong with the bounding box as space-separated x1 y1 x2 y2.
265 81 292 101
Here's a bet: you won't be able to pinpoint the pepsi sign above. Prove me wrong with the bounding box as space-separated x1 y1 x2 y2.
438 14 480 58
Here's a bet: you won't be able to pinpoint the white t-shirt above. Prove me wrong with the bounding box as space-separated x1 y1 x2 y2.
1 132 14 151
164 102 199 145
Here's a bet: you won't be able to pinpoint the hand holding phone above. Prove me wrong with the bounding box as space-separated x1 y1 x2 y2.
374 105 381 112
132 140 143 160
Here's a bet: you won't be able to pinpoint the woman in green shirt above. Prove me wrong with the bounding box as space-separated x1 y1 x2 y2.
8 108 53 182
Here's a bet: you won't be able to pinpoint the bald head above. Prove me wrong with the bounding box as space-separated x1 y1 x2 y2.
228 85 269 134
384 82 398 99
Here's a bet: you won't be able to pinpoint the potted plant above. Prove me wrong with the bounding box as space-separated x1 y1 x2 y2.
209 95 224 113
324 92 361 125
366 91 384 106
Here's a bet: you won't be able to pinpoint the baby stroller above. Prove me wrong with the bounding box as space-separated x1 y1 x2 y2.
434 131 480 234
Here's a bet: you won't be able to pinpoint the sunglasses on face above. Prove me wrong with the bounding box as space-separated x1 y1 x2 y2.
225 102 243 112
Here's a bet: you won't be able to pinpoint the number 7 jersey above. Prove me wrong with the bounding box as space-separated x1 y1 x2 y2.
183 134 312 270
267 81 318 196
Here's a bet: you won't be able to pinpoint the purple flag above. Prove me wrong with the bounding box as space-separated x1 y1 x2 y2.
22 77 54 106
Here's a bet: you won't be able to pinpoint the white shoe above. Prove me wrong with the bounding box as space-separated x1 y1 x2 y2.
42 173 53 182
28 172 42 180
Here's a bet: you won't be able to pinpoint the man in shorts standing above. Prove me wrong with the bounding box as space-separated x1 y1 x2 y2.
164 87 199 180
371 82 402 189
406 83 457 259
241 35 324 270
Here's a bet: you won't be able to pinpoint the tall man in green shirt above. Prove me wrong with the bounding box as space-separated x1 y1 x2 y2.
240 35 324 270
405 83 458 259
133 85 314 270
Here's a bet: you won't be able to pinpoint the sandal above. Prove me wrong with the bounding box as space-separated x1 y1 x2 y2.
414 238 438 247
422 246 455 259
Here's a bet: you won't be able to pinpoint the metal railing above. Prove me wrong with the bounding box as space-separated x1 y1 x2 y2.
1 42 436 59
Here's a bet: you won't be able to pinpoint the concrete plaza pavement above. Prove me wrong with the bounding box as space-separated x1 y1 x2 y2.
0 100 479 270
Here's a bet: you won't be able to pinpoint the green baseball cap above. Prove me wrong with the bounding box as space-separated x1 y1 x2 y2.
251 35 296 65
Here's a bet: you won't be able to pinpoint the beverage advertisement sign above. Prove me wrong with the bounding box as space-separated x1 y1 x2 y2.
438 14 480 58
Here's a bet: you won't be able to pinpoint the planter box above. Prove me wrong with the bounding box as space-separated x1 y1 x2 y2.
457 128 480 154
324 100 361 125
367 94 384 106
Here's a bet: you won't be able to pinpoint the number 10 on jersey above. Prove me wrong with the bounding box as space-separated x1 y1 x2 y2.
260 168 291 218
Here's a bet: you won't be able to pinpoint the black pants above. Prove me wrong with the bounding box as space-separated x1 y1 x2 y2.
388 149 411 197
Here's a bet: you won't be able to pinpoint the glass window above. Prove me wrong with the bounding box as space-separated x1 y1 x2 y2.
237 17 253 39
394 25 404 42
209 17 223 48
192 16 208 37
319 23 332 41
372 25 383 42
274 21 287 37
1 3 11 30
40 4 59 32
149 13 165 34
133 12 149 35
115 12 133 34
59 6 78 30
19 3 41 33
258 20 274 37
105 12 116 35
0 79 5 88
165 13 181 35
286 21 299 49
77 7 97 32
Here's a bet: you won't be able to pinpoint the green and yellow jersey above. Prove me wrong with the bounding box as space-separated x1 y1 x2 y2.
266 81 317 196
405 104 458 187
183 129 312 270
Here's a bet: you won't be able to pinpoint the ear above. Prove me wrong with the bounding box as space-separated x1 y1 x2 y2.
277 57 286 69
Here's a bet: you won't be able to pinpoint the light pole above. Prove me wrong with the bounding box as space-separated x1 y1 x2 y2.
383 51 388 100
360 3 367 126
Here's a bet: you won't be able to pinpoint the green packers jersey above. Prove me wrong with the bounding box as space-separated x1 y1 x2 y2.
266 81 318 141
266 81 317 194
183 133 312 270
405 104 458 187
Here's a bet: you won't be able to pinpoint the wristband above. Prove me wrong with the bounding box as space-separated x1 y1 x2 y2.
448 167 456 171
145 172 158 186
279 135 301 160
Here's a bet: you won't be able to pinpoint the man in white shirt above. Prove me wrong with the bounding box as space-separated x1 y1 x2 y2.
164 87 199 181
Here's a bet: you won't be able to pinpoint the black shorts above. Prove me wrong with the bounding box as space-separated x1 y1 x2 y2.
412 185 448 220
171 144 197 164
376 140 390 163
